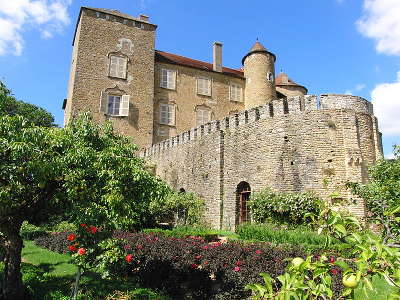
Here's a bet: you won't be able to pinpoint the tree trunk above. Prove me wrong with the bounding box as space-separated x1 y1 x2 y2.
0 218 24 300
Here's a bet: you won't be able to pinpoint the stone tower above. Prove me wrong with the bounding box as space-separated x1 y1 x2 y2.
64 7 157 149
242 41 277 109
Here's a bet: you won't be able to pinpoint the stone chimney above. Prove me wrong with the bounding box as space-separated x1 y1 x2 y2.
139 14 149 22
213 42 222 72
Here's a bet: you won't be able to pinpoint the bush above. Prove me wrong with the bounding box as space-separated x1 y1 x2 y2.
50 221 75 233
34 232 72 254
150 191 205 226
249 188 322 225
20 222 47 240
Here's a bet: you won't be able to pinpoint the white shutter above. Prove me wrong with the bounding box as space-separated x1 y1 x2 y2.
160 104 168 124
117 57 127 78
99 91 108 113
109 56 118 77
120 95 130 116
170 105 175 125
160 69 167 88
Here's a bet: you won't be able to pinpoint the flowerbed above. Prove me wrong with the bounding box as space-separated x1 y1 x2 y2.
35 231 346 299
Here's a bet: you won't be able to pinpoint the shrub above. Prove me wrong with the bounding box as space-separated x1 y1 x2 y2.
150 191 205 226
20 222 47 240
249 188 322 225
34 232 72 254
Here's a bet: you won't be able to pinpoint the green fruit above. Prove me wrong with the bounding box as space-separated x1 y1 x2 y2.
292 257 304 268
38 182 45 189
342 274 358 288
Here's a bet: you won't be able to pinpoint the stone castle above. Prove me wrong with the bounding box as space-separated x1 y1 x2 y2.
64 7 384 229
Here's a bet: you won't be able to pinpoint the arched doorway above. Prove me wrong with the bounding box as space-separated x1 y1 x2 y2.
236 182 251 224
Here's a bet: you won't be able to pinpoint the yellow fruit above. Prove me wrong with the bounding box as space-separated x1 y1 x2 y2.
292 257 304 268
342 274 358 288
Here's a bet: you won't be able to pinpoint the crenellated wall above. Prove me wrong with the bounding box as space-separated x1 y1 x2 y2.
142 94 384 229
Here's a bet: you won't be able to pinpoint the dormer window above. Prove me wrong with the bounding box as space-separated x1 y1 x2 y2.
109 55 127 79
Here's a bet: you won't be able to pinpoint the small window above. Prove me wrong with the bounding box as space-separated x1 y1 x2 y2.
109 55 127 79
160 69 176 90
99 92 130 116
196 77 211 96
267 72 274 82
230 83 243 102
196 108 211 126
160 103 175 125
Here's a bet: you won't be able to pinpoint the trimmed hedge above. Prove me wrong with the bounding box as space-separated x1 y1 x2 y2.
34 231 72 254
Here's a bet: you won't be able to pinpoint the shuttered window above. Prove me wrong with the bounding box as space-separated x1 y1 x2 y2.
196 108 211 126
99 92 130 116
109 55 127 79
160 68 176 89
230 83 243 102
196 77 211 96
159 104 175 125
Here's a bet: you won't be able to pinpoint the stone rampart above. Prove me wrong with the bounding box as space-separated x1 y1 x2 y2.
142 94 382 229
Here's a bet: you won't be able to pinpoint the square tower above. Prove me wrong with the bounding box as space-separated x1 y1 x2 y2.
64 7 157 149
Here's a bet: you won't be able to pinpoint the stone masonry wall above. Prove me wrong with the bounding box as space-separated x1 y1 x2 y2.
65 8 156 149
143 94 383 229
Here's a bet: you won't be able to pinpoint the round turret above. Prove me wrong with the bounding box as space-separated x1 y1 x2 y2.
242 41 276 109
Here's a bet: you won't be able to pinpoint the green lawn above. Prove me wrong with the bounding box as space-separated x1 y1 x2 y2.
22 240 77 277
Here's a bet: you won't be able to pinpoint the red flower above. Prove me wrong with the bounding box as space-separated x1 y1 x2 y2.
124 244 131 250
89 226 97 234
67 234 76 241
329 256 336 263
80 223 87 227
235 261 242 266
255 250 262 255
204 261 209 265
125 254 134 263
190 264 198 269
195 255 202 259
68 245 77 252
202 245 209 250
136 244 143 250
330 269 339 275
77 248 86 255
234 266 240 272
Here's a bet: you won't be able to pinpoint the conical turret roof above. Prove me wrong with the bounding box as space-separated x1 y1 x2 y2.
242 40 276 65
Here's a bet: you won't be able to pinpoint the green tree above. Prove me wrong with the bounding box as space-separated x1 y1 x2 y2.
0 81 54 127
0 114 170 300
347 146 400 242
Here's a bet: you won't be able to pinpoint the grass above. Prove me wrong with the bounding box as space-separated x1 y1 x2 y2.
22 240 76 276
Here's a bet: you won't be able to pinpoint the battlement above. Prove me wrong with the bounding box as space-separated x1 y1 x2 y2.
142 94 374 157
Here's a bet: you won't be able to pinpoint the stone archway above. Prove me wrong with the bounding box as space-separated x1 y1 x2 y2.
236 181 251 225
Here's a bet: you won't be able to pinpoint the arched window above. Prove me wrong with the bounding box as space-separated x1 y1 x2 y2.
236 181 251 224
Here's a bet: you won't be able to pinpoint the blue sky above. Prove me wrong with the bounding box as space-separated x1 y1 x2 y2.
0 0 399 158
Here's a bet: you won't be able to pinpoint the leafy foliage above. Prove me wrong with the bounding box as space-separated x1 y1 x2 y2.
20 222 47 240
249 188 322 225
0 81 55 127
149 191 205 226
0 113 170 299
347 145 400 242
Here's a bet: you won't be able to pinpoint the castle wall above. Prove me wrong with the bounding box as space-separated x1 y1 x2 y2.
153 62 245 144
143 95 383 229
64 8 156 149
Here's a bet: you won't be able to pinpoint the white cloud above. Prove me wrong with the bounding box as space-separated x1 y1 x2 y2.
357 0 400 55
385 152 395 159
0 0 72 56
371 71 400 136
344 83 366 95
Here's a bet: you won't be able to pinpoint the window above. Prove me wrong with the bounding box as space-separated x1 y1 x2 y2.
230 83 243 102
196 77 211 96
196 108 211 126
109 55 127 79
267 72 274 82
99 92 130 116
160 69 176 89
159 104 175 125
